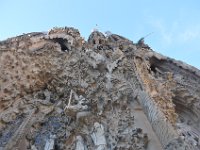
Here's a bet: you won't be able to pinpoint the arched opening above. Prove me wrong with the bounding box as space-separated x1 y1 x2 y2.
51 38 70 51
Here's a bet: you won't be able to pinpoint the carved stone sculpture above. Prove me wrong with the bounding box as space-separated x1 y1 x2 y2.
91 122 107 150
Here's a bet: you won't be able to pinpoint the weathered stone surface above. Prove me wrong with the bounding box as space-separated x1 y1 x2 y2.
0 27 199 150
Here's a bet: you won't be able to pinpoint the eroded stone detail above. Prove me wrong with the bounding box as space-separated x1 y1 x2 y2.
0 27 199 150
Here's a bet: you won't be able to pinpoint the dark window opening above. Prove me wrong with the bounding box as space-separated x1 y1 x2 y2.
148 56 162 74
150 64 156 73
51 38 69 51
99 39 102 44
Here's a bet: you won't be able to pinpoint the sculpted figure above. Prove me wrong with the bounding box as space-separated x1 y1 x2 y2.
91 122 107 150
75 135 87 150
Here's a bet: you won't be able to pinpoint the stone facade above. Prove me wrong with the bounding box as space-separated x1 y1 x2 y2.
0 27 199 150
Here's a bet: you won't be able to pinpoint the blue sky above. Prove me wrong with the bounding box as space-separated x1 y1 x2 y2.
1 0 200 69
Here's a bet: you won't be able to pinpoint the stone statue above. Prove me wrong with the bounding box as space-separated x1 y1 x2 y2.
91 122 107 150
75 135 87 150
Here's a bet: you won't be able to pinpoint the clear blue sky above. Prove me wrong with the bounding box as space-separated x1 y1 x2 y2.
1 0 200 69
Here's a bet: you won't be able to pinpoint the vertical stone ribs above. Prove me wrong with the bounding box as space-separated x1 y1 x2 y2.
137 91 177 147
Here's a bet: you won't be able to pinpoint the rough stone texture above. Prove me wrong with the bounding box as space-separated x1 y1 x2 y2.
0 27 199 150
